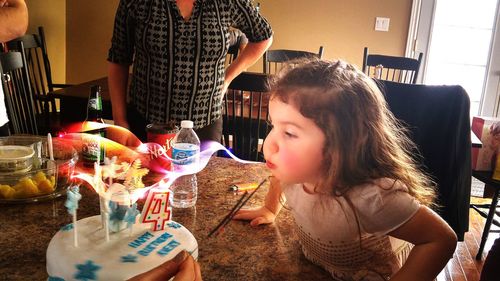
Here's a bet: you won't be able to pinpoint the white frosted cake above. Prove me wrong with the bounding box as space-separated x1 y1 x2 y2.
46 215 198 281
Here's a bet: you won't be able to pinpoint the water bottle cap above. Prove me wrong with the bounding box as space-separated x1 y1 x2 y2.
180 120 194 129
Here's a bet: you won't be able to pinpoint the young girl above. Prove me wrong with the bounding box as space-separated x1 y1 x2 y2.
234 60 457 280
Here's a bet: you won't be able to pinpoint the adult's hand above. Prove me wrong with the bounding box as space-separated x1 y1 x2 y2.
128 250 202 281
0 0 28 42
106 125 141 147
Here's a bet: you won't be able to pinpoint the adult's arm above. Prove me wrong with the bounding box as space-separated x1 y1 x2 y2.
107 0 135 130
108 62 130 129
0 0 28 42
224 36 272 91
226 0 273 90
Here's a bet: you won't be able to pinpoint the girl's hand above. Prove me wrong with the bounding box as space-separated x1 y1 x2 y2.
232 206 276 226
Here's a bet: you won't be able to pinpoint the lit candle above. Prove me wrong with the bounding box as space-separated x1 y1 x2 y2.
139 187 172 231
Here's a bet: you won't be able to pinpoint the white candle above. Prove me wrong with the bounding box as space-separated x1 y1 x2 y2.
73 212 78 247
47 133 54 160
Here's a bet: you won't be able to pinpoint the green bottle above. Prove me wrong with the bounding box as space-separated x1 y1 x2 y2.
82 85 106 166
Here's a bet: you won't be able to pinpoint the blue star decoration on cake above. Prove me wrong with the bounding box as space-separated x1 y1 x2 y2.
124 203 140 227
74 260 101 281
120 254 138 263
61 223 74 232
48 277 65 281
167 222 181 229
108 201 128 232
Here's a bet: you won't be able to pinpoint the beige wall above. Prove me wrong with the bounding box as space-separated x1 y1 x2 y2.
259 0 412 69
66 0 119 83
63 0 411 82
25 0 66 84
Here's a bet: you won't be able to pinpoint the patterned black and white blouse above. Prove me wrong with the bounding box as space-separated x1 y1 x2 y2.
108 0 273 129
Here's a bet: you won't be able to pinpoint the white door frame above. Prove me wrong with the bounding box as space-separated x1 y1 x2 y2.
406 0 436 84
480 3 500 116
407 0 500 116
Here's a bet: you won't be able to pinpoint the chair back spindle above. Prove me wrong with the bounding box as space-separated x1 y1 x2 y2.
263 46 324 74
223 72 271 161
0 46 39 135
362 47 423 84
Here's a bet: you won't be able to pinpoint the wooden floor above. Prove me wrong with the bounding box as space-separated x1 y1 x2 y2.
437 197 498 281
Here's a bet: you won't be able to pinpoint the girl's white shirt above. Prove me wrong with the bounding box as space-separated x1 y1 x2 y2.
0 86 9 126
282 178 420 281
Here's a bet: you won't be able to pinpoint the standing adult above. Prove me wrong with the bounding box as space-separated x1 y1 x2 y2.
108 0 273 143
0 0 28 136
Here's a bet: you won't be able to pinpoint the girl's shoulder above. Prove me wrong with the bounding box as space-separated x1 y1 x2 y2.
348 178 410 198
348 179 421 235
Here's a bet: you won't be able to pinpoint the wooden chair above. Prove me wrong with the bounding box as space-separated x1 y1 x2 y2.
263 46 324 74
222 72 271 162
470 171 500 260
226 44 239 65
363 47 423 84
6 27 67 134
379 80 471 242
7 26 72 93
0 48 39 135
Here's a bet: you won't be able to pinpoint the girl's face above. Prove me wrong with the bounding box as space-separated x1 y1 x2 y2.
263 99 326 186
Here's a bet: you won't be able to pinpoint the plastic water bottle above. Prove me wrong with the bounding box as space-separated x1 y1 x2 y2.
171 120 200 208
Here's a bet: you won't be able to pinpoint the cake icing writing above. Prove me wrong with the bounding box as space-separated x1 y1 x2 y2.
128 231 154 248
157 240 181 257
137 232 173 257
167 222 182 229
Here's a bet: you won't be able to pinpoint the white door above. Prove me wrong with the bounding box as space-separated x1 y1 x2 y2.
482 11 500 116
409 0 500 116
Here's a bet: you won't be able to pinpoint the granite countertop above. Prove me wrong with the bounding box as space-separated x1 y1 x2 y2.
0 157 330 280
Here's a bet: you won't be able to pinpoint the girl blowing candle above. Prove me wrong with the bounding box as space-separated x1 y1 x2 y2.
234 59 457 280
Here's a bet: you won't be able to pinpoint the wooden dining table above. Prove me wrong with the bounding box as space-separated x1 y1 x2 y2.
0 156 331 281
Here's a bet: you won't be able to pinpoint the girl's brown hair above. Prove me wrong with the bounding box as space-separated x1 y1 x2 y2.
269 59 435 206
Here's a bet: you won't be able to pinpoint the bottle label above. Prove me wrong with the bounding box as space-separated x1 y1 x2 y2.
88 98 102 110
172 143 199 166
82 129 106 164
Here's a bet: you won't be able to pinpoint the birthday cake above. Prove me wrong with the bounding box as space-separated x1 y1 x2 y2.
46 215 198 281
46 152 198 281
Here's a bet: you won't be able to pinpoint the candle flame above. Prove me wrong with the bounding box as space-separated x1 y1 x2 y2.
60 122 260 205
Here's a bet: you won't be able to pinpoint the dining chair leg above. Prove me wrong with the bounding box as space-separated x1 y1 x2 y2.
476 188 500 260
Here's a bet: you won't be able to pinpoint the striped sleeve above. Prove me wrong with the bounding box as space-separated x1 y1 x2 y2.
230 0 273 43
107 0 136 65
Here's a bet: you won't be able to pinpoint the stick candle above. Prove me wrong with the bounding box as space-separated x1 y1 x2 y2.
64 185 82 247
47 133 54 161
47 133 56 171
